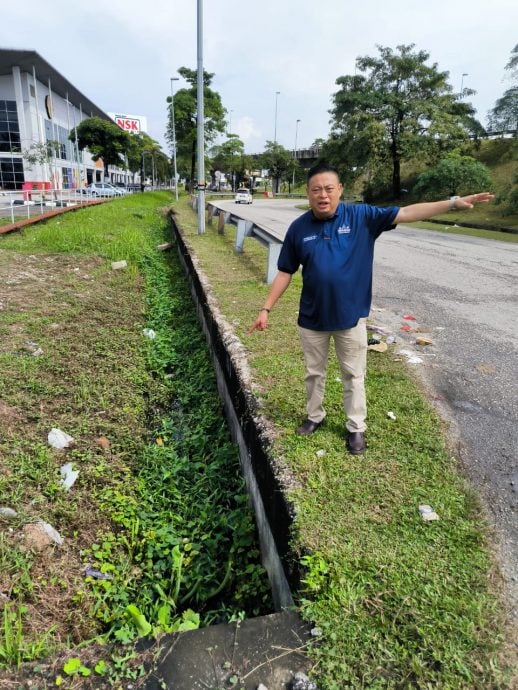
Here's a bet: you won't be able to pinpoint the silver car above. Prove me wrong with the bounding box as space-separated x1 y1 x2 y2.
87 183 119 197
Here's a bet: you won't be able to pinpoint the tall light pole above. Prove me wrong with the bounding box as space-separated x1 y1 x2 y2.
292 118 300 188
228 109 233 135
170 77 179 202
460 72 468 97
196 0 205 233
274 91 280 144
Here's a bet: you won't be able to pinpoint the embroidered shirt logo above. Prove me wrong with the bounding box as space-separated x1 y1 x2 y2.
303 234 318 242
337 225 351 234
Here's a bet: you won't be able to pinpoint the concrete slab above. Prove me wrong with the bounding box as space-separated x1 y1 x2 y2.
144 610 313 690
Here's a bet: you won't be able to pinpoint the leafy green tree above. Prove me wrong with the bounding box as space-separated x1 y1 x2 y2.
327 44 482 198
260 141 296 193
413 154 492 199
165 67 226 188
69 116 131 179
488 44 518 134
210 135 253 190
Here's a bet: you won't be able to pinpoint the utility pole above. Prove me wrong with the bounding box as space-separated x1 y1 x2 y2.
197 0 205 233
292 118 300 188
170 77 179 202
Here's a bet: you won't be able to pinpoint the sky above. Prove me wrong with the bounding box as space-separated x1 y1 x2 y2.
1 0 516 155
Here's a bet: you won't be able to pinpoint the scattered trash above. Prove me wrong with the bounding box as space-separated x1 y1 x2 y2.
475 362 496 374
96 436 111 449
310 626 322 637
371 306 386 312
0 507 17 519
386 411 397 420
400 325 413 332
290 672 318 690
315 449 326 458
368 336 381 345
60 462 79 491
23 521 64 550
257 684 269 690
335 377 341 382
368 341 388 353
419 504 440 521
83 566 113 580
368 325 390 335
48 428 74 449
386 335 396 345
142 328 156 340
402 314 416 321
157 242 173 251
415 336 433 346
31 348 44 356
111 260 127 270
398 349 423 365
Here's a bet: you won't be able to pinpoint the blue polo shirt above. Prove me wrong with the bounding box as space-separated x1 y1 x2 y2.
278 202 399 331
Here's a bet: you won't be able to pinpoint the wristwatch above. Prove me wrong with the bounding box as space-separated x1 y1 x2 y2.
449 196 460 210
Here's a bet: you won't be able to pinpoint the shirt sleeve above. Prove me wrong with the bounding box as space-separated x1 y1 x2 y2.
277 226 301 274
364 205 400 239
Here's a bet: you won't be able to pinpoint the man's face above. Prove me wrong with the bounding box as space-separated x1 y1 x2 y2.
307 172 343 219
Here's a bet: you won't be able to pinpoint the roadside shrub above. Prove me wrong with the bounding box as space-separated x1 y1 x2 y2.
413 154 493 199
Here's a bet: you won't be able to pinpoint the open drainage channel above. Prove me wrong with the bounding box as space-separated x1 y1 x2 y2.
142 217 313 690
143 218 312 690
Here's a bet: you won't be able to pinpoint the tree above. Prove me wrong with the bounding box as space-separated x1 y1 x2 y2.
413 154 492 199
70 117 131 179
260 141 296 193
165 67 226 188
487 44 518 135
210 135 252 190
327 44 481 198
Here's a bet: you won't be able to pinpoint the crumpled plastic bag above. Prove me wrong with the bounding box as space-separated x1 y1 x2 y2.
60 462 79 490
48 428 74 449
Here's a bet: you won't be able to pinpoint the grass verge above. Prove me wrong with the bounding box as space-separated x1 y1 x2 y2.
0 193 271 686
175 198 515 689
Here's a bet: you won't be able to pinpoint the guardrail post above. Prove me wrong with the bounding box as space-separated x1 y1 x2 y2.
266 243 281 284
218 211 226 235
235 219 247 252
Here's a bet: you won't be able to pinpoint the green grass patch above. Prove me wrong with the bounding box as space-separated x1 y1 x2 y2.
175 198 514 688
401 220 518 242
0 193 271 681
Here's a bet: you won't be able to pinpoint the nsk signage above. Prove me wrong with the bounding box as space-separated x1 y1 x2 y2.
109 113 148 134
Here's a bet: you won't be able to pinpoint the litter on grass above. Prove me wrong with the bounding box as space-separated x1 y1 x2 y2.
111 260 127 270
83 566 113 580
48 428 74 449
403 314 417 321
416 336 433 346
315 449 326 458
60 462 79 491
142 328 156 340
368 341 388 353
0 507 17 519
387 411 397 420
398 349 424 364
400 325 413 332
419 504 440 521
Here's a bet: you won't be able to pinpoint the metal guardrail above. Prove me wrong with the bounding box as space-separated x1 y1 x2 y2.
0 187 130 226
193 197 282 284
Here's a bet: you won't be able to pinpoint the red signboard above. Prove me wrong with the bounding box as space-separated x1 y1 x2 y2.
115 117 141 133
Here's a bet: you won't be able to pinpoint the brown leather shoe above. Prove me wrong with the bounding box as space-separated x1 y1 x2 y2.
296 419 323 436
346 431 366 455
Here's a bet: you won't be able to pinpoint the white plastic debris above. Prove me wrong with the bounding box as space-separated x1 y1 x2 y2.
386 411 397 420
60 462 79 491
48 428 74 449
142 328 156 340
31 348 44 356
315 449 326 458
111 260 127 270
398 349 424 365
418 504 440 521
37 520 64 545
0 507 18 519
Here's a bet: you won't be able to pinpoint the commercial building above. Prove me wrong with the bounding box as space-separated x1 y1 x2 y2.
0 48 131 190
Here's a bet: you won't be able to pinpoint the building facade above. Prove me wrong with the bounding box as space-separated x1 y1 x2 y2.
0 49 130 190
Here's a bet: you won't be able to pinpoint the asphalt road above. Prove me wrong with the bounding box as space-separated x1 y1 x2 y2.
220 198 518 615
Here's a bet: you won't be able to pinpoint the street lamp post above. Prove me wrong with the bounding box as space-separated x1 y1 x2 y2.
460 72 468 97
196 0 205 234
170 76 179 202
274 91 280 144
292 118 300 188
228 109 233 136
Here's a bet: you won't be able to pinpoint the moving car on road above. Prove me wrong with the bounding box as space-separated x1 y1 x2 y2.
235 188 253 204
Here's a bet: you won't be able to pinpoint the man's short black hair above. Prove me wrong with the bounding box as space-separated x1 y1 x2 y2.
307 161 340 183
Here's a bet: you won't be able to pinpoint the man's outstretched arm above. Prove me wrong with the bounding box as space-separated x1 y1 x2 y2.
394 192 494 224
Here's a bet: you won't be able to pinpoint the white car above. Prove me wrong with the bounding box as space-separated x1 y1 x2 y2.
87 182 120 197
235 188 253 204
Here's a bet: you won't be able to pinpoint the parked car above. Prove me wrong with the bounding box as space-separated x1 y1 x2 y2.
87 182 120 197
235 188 253 204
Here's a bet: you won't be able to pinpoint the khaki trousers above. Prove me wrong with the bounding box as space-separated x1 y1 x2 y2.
298 319 367 433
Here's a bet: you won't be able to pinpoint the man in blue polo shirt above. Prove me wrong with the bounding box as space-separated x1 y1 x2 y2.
248 162 494 454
